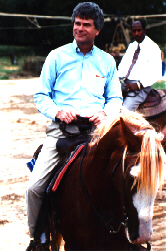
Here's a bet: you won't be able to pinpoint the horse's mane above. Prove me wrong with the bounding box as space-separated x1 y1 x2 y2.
92 111 152 140
92 111 165 196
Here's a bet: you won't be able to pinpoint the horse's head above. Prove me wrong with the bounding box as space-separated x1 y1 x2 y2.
119 112 165 245
95 111 165 246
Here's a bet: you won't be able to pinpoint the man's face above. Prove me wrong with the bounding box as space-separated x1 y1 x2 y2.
73 17 100 45
132 21 145 43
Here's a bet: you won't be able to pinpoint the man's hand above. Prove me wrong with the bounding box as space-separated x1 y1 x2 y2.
88 111 106 127
56 111 78 124
125 82 139 91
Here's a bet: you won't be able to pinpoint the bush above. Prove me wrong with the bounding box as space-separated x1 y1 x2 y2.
21 56 45 77
152 81 166 90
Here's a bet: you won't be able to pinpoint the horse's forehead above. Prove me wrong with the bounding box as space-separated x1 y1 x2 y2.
130 163 140 177
130 164 155 213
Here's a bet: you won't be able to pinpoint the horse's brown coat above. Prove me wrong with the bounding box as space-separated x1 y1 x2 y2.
48 112 165 251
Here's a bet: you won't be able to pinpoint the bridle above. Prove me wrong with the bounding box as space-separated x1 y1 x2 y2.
79 142 151 251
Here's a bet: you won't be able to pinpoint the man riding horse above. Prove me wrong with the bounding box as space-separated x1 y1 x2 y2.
118 19 161 111
25 2 122 250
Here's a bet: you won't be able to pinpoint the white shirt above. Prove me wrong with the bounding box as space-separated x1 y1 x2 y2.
118 36 161 87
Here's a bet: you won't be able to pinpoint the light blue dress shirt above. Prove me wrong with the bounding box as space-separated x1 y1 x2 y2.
34 40 122 121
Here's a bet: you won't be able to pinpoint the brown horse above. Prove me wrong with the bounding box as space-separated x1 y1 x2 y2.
46 111 165 251
147 110 166 132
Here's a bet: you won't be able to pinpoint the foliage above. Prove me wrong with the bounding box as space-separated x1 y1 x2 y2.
0 56 20 80
21 56 45 77
0 45 46 79
152 81 166 89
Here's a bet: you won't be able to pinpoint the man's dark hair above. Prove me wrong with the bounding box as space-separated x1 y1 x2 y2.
72 2 104 30
132 19 146 30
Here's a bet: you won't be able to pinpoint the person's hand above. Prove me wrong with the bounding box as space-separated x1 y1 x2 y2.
88 111 106 127
56 110 78 124
125 82 139 91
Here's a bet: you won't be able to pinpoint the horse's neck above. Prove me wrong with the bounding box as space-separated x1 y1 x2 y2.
81 139 124 222
92 129 122 165
84 129 123 186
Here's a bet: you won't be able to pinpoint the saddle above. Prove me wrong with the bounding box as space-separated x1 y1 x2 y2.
136 89 166 118
27 117 91 190
138 89 161 108
47 143 86 193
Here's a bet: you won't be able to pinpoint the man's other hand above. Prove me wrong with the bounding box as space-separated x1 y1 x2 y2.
88 111 106 127
125 82 139 91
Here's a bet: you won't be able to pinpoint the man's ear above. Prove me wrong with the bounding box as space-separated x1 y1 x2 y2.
95 29 100 36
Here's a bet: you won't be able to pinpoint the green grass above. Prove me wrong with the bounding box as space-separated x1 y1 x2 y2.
0 45 46 80
0 45 34 79
0 56 21 80
152 81 166 90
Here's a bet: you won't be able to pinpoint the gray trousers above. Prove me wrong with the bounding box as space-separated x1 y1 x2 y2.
26 121 94 238
123 86 151 111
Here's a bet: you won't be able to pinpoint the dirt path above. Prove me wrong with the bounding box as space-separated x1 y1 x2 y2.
0 78 165 251
0 78 51 250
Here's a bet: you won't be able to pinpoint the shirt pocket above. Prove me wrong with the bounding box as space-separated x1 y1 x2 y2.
88 75 106 97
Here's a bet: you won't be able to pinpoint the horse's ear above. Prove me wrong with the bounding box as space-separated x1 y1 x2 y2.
120 117 141 152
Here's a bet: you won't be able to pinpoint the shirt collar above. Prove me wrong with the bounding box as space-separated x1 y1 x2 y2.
72 39 94 54
138 35 147 50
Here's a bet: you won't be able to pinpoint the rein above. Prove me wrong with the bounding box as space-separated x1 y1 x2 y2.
79 144 128 234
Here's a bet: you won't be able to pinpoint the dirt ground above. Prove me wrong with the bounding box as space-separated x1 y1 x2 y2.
0 78 166 251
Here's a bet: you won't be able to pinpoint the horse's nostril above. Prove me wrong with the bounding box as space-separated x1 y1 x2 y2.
130 233 139 242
